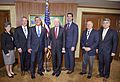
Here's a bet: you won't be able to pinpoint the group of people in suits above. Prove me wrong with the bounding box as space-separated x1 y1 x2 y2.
48 13 79 77
1 12 118 82
1 12 78 79
80 18 118 82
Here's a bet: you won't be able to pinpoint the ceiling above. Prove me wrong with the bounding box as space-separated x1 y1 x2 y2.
0 0 120 8
0 0 120 4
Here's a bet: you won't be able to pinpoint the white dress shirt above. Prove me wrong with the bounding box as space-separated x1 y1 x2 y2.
67 21 72 29
36 25 41 37
86 28 92 39
102 27 109 40
22 25 28 38
55 27 59 38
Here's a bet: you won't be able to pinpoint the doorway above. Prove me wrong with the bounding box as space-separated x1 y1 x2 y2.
80 13 120 60
0 10 10 67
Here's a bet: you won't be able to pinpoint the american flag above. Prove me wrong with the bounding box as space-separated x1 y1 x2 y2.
44 0 50 36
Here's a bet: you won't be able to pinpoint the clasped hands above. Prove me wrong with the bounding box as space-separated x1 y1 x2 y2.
82 47 91 52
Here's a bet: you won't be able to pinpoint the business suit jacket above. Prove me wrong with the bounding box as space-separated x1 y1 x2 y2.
49 26 65 51
27 26 48 52
64 22 78 49
98 27 118 56
14 26 29 52
81 29 99 56
1 32 15 54
49 26 65 73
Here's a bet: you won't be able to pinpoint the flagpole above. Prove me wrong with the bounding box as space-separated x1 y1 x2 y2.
44 0 51 73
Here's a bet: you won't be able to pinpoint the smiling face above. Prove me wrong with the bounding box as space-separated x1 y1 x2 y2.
67 13 73 22
53 18 60 27
5 25 11 32
86 21 93 29
21 17 27 27
102 21 110 29
35 17 42 26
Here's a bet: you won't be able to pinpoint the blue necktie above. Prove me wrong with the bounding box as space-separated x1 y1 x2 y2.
67 23 70 30
38 26 40 37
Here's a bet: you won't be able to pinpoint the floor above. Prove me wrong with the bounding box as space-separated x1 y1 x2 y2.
0 60 120 82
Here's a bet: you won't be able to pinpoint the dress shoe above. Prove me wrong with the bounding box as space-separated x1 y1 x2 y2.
55 73 60 77
66 71 73 74
79 72 87 75
38 72 44 76
11 73 17 76
31 75 35 79
87 76 91 79
7 74 14 78
52 72 56 76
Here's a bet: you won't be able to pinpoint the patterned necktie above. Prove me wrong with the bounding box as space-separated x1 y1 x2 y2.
87 30 90 39
24 27 27 38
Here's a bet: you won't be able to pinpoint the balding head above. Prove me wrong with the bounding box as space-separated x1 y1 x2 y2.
53 18 60 27
86 21 93 29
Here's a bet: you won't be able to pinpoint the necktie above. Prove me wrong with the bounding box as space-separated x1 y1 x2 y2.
38 26 40 37
87 30 90 39
55 27 58 39
24 27 26 33
24 27 27 38
102 29 107 40
67 23 70 30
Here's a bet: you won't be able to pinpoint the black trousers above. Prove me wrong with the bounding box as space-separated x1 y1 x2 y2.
19 51 31 72
52 49 62 74
30 48 44 76
98 51 112 78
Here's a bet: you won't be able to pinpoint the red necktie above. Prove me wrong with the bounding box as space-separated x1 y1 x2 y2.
55 27 58 39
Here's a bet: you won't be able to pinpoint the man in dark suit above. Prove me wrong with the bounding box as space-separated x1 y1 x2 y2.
48 18 65 77
64 13 78 74
14 16 30 75
80 21 99 79
97 18 118 82
27 16 48 79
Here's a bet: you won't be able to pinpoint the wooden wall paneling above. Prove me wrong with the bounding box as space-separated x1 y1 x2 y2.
16 2 77 26
81 13 120 60
0 10 10 67
15 1 77 67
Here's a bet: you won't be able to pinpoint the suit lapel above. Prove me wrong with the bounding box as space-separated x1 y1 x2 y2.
40 27 44 37
57 27 62 39
84 30 87 40
104 28 111 41
27 27 29 38
87 29 93 40
100 29 103 41
52 27 55 39
33 26 38 37
20 26 26 39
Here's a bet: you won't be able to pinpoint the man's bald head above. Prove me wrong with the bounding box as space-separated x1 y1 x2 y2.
53 18 60 27
86 21 94 29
